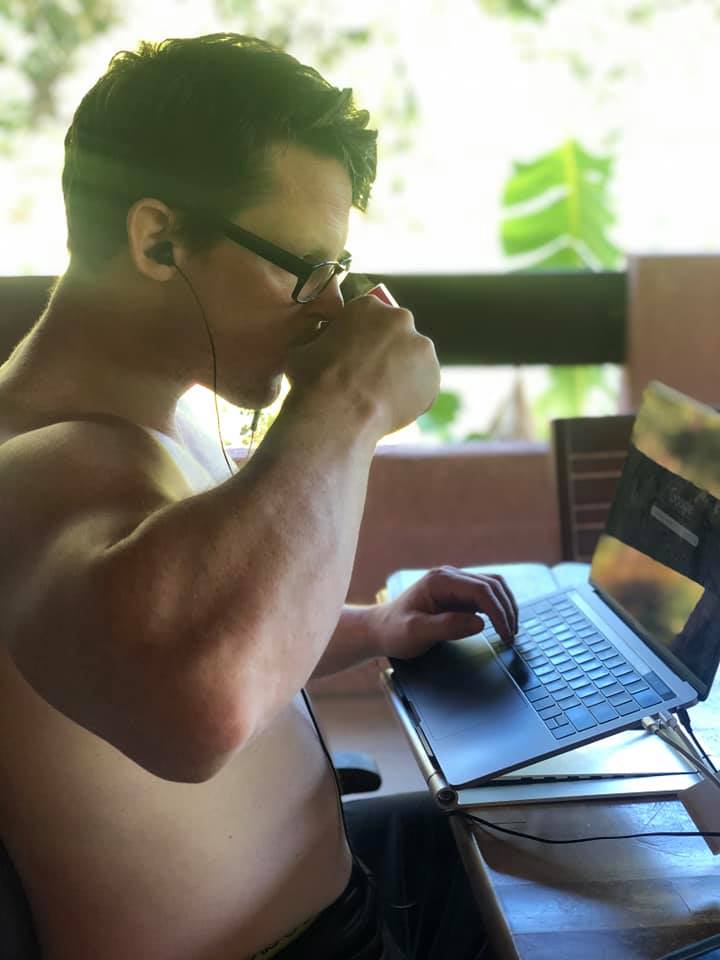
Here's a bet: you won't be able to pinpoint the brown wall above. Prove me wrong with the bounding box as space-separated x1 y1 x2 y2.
624 255 720 410
348 441 560 604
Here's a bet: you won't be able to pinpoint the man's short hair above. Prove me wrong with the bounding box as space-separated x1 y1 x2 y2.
62 33 377 268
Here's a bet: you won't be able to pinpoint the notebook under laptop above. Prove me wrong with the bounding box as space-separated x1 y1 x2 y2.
390 381 720 789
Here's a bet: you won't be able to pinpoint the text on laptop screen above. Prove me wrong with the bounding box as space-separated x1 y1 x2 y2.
590 383 720 694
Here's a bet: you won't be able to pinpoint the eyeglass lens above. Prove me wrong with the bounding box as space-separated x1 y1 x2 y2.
297 263 349 302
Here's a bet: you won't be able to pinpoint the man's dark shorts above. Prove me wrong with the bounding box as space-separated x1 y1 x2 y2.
274 792 490 960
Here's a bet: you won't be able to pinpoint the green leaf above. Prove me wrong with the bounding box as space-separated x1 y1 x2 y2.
501 195 573 254
503 156 563 206
500 139 623 271
516 245 587 270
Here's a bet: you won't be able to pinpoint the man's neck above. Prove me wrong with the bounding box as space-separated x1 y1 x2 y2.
0 271 194 439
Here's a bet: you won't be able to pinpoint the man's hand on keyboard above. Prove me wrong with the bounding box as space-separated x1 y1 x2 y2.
375 565 518 661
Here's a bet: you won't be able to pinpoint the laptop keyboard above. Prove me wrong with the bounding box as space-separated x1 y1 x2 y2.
484 594 678 741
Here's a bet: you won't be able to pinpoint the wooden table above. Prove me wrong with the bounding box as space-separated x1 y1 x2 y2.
451 680 720 960
452 795 720 960
382 564 720 958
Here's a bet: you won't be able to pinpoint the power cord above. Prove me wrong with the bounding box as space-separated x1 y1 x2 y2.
643 712 720 790
453 709 720 845
678 706 717 772
452 809 720 845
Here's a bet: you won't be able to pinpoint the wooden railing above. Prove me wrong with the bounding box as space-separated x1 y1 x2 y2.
0 271 627 367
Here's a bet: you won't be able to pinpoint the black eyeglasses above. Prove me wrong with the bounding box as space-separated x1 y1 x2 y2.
206 215 352 303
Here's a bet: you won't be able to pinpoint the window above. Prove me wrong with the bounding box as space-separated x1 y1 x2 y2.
4 0 718 444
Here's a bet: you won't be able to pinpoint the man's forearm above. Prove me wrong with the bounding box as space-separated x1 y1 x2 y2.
311 604 385 679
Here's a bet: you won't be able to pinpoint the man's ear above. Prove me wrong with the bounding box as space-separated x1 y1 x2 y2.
127 198 176 280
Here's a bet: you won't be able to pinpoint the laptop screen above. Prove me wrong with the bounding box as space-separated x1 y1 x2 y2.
590 382 720 698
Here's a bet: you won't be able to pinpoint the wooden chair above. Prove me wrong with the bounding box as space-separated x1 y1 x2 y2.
551 412 635 562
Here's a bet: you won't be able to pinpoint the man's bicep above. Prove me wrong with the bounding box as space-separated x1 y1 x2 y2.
0 421 187 750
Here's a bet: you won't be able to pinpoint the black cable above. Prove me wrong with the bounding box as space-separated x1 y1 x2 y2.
173 262 235 478
299 688 417 911
453 809 720 844
299 690 375 879
678 707 717 772
246 409 261 458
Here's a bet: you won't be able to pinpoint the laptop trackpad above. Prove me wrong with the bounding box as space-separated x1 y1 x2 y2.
398 635 531 741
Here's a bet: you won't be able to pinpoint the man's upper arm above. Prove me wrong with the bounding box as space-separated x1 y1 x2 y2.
1 417 186 586
0 418 202 774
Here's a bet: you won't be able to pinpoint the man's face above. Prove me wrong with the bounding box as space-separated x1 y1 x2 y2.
188 142 353 410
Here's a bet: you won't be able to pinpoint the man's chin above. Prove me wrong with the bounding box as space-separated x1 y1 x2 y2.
223 374 283 411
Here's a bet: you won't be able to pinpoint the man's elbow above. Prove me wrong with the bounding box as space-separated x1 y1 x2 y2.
123 699 252 784
140 744 240 784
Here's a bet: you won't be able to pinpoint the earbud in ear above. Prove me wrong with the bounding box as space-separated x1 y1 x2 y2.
148 242 175 266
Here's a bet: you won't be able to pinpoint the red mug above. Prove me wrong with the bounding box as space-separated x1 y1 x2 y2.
367 283 399 307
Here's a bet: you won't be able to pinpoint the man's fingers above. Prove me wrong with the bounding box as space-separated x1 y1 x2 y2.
453 571 516 640
428 569 513 642
485 574 519 633
426 567 518 642
476 578 514 642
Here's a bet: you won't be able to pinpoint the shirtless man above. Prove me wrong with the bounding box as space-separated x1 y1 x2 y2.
0 34 517 960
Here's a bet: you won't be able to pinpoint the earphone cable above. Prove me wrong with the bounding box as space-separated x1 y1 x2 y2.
173 263 235 478
247 410 261 458
171 264 401 903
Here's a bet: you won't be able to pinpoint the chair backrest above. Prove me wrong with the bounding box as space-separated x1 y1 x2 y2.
0 839 41 958
551 413 635 562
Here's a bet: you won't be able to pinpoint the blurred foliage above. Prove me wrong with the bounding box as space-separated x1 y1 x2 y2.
483 0 720 134
0 0 420 160
500 139 623 271
477 0 561 20
417 390 463 443
530 366 616 440
214 0 372 69
0 0 118 135
479 0 720 22
212 0 419 162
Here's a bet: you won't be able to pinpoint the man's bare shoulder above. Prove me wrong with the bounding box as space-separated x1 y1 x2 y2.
0 414 194 535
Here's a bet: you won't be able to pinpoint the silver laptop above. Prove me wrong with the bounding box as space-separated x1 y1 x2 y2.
390 381 720 789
